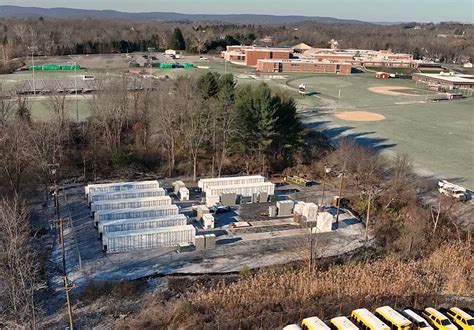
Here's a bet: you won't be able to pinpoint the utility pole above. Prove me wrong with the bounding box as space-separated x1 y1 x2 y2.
365 193 372 242
57 217 75 330
334 169 345 229
320 165 332 208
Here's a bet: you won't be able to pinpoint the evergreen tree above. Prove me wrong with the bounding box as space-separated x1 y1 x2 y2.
270 93 304 167
168 28 186 50
233 83 276 173
232 83 303 173
197 72 220 99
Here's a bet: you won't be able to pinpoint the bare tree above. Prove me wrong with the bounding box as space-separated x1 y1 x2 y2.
89 75 130 154
175 77 212 181
0 97 14 127
149 82 181 176
0 198 39 327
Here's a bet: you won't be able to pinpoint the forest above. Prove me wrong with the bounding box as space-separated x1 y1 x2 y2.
1 18 473 67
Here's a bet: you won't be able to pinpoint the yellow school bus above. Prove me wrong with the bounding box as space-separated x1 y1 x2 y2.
350 308 390 330
422 308 458 330
330 316 359 330
446 307 474 330
301 316 331 330
375 306 412 330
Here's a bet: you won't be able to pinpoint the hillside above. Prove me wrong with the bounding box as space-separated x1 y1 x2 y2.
0 5 369 25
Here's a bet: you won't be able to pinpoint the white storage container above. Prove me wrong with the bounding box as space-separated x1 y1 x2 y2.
172 180 186 194
102 225 196 253
85 180 160 196
94 205 179 227
198 175 265 191
178 187 189 201
302 202 318 222
91 196 172 215
205 195 220 207
100 214 188 235
316 212 333 233
202 213 214 229
196 205 210 220
88 188 166 204
205 182 275 197
294 201 305 215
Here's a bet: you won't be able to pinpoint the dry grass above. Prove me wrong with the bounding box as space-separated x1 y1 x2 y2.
121 243 472 329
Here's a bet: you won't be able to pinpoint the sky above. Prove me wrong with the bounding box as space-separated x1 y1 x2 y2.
2 0 473 23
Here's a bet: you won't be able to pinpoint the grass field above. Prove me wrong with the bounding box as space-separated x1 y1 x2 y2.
1 55 472 188
283 74 474 188
28 97 92 121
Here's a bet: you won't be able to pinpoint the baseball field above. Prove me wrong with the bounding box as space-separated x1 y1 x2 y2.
282 74 474 189
1 54 472 188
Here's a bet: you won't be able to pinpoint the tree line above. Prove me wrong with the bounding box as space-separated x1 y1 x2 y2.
1 18 472 70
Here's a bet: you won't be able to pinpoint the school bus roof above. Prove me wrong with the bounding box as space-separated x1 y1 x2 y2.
376 306 412 326
403 309 430 324
352 308 390 330
302 316 331 330
450 307 473 320
330 316 359 330
425 308 450 320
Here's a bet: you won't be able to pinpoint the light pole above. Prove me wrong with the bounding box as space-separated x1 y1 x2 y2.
320 165 331 209
74 61 79 122
28 46 38 96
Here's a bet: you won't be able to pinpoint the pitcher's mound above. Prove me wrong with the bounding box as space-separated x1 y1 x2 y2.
334 111 385 122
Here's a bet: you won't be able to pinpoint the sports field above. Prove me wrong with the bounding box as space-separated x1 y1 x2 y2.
283 74 474 189
1 55 472 188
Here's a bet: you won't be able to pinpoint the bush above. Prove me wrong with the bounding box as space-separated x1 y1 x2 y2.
111 150 131 168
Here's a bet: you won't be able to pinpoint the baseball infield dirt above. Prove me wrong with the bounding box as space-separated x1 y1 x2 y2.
334 111 386 122
368 86 419 96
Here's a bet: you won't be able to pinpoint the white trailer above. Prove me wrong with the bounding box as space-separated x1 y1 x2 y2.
94 205 179 227
100 214 188 235
88 188 166 204
438 180 470 201
102 225 196 253
85 180 159 197
90 196 172 216
205 182 275 197
198 175 265 191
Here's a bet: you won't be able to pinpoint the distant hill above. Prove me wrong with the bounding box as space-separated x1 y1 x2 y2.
0 5 370 25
